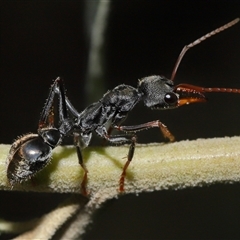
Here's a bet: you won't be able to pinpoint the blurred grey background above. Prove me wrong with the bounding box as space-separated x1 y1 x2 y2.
1 0 240 239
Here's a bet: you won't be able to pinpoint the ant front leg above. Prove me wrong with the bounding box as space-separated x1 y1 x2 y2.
114 120 175 142
96 127 136 192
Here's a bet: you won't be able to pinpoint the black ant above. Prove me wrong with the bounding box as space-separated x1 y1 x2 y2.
7 18 239 194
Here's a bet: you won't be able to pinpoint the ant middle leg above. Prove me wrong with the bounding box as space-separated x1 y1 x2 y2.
119 135 136 192
73 133 89 196
96 127 136 192
109 134 137 192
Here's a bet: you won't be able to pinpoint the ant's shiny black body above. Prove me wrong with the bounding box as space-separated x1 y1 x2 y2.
6 18 239 193
7 76 180 192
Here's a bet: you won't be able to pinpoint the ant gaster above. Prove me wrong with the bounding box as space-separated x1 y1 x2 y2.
7 18 239 194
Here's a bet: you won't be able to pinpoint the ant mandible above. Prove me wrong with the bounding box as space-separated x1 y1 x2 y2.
7 18 239 194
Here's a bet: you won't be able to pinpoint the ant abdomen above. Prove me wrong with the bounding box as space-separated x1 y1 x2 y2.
7 134 52 185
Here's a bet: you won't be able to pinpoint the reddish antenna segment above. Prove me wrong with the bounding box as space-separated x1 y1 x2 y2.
176 84 240 94
170 18 239 81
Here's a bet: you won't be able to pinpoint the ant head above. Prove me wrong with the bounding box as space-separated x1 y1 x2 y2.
138 75 206 109
138 75 177 109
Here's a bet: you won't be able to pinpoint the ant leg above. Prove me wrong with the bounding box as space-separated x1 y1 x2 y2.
39 79 58 129
108 134 136 192
114 120 175 142
96 127 136 192
53 80 81 119
103 121 174 191
51 78 91 194
119 136 136 192
39 77 69 129
73 133 89 196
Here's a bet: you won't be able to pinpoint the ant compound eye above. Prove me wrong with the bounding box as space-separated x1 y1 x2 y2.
164 92 178 106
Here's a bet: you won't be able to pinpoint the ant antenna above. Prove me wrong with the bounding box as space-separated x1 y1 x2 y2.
170 18 239 81
202 87 240 94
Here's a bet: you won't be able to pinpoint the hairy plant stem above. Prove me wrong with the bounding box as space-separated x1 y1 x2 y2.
1 136 240 239
1 136 240 194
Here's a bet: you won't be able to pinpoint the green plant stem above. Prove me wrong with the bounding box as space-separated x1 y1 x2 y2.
1 136 240 239
1 136 240 197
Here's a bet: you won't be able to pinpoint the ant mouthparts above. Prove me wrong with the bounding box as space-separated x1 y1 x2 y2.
176 84 240 94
